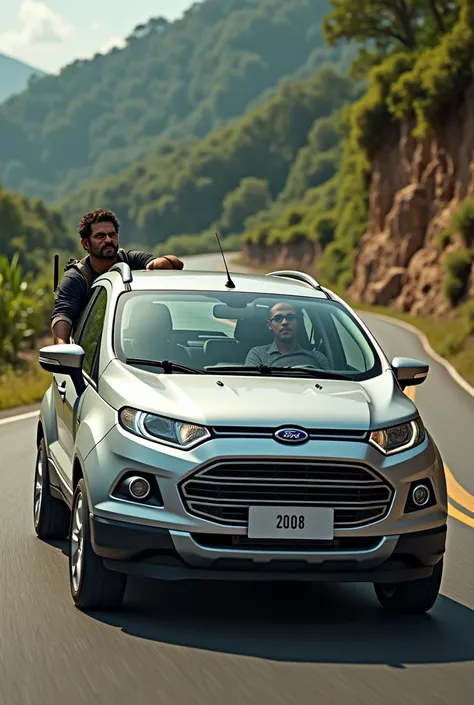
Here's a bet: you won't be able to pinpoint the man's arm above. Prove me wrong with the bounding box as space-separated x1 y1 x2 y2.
51 271 87 344
147 254 183 270
244 346 264 367
126 251 184 270
312 350 331 370
52 320 72 345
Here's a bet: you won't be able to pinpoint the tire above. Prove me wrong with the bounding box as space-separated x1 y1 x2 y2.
373 559 443 614
33 438 70 540
69 478 127 610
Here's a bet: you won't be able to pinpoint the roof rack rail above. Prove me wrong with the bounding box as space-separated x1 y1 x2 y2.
266 270 332 299
110 262 133 286
266 270 322 289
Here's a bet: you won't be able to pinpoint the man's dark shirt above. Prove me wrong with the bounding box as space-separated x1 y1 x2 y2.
51 250 155 333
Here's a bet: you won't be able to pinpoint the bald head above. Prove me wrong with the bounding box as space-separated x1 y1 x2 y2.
267 301 299 348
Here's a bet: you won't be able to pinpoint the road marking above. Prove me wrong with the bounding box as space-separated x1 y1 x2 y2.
448 501 474 528
406 384 474 526
445 466 474 515
0 410 39 426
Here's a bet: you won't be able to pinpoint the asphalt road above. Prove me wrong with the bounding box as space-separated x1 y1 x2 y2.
1 252 474 705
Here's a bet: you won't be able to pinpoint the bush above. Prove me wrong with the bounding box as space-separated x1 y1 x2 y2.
313 212 336 248
0 253 52 369
463 300 474 335
285 207 305 227
449 198 474 247
443 249 473 304
351 52 413 153
438 229 452 249
388 3 474 137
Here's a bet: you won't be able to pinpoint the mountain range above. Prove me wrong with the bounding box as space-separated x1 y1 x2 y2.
0 0 355 205
0 52 47 104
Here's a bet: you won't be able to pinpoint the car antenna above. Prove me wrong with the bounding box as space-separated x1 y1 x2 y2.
215 232 236 289
53 253 59 292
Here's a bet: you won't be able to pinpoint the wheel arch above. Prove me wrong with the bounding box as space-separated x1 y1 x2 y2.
72 453 94 512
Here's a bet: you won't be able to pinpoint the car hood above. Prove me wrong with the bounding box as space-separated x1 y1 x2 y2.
100 360 417 430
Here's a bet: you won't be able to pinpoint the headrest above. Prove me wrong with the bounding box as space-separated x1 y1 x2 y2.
126 302 173 338
234 307 273 347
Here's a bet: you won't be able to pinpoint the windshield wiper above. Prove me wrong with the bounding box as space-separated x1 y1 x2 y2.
125 358 206 374
206 365 354 380
206 365 275 375
283 367 355 381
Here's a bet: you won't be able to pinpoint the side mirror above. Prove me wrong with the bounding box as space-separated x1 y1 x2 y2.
39 344 86 396
391 356 429 390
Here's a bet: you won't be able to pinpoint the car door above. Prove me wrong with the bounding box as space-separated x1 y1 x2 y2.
59 285 108 467
55 286 100 456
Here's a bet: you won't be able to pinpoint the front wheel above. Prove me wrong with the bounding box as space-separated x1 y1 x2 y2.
373 559 443 614
69 479 127 610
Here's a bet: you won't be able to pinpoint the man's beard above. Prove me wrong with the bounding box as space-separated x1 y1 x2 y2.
96 243 119 259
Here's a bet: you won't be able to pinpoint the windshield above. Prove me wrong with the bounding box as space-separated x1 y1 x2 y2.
113 290 382 380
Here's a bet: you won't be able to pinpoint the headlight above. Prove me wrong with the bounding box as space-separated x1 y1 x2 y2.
119 408 210 448
369 418 425 455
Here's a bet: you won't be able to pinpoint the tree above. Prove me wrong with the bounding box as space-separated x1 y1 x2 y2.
323 0 460 55
220 178 272 234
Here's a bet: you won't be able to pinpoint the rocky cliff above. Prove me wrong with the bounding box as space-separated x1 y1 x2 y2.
348 80 474 317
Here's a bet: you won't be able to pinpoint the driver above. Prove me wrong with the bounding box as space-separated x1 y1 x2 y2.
245 301 330 369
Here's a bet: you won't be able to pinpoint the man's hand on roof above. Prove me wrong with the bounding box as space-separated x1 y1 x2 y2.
146 255 184 270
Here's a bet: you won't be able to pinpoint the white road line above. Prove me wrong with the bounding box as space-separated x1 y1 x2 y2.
361 311 474 399
0 410 39 427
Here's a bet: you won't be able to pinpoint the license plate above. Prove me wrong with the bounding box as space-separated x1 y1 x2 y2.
248 506 334 540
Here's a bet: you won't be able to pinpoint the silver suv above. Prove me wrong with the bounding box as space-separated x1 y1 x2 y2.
35 265 447 613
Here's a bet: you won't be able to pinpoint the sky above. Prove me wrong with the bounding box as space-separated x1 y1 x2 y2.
0 0 202 73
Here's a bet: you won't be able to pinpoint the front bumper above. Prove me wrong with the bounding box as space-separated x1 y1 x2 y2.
90 515 447 584
85 423 448 582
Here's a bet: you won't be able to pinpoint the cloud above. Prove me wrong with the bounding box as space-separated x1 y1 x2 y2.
99 36 126 54
0 0 72 53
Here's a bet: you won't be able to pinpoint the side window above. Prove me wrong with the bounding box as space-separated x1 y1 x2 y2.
72 287 101 343
331 315 370 371
77 287 108 379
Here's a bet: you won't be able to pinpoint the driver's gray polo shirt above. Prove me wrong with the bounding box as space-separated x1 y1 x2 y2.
245 340 330 369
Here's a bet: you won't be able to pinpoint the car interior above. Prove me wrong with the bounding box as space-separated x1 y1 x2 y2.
118 294 373 374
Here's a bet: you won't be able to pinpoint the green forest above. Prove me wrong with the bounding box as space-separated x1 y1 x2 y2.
0 184 74 405
0 0 354 202
2 0 474 407
56 65 360 250
243 0 473 290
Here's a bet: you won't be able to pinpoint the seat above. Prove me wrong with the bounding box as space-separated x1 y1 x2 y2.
203 338 241 367
123 302 190 364
234 307 273 359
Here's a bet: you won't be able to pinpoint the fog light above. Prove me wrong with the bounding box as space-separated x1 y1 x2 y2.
412 484 430 507
127 476 151 500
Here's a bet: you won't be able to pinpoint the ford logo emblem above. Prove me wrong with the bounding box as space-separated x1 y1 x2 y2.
274 427 309 444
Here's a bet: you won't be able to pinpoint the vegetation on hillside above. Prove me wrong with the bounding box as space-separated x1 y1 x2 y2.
0 183 76 277
0 0 355 202
0 185 76 377
57 66 359 248
242 0 474 294
2 0 474 409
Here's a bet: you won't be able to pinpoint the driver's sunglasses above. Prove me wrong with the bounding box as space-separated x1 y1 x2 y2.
271 313 298 323
92 230 118 240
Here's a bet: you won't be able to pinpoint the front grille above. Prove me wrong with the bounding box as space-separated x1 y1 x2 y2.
211 426 368 441
179 459 394 529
